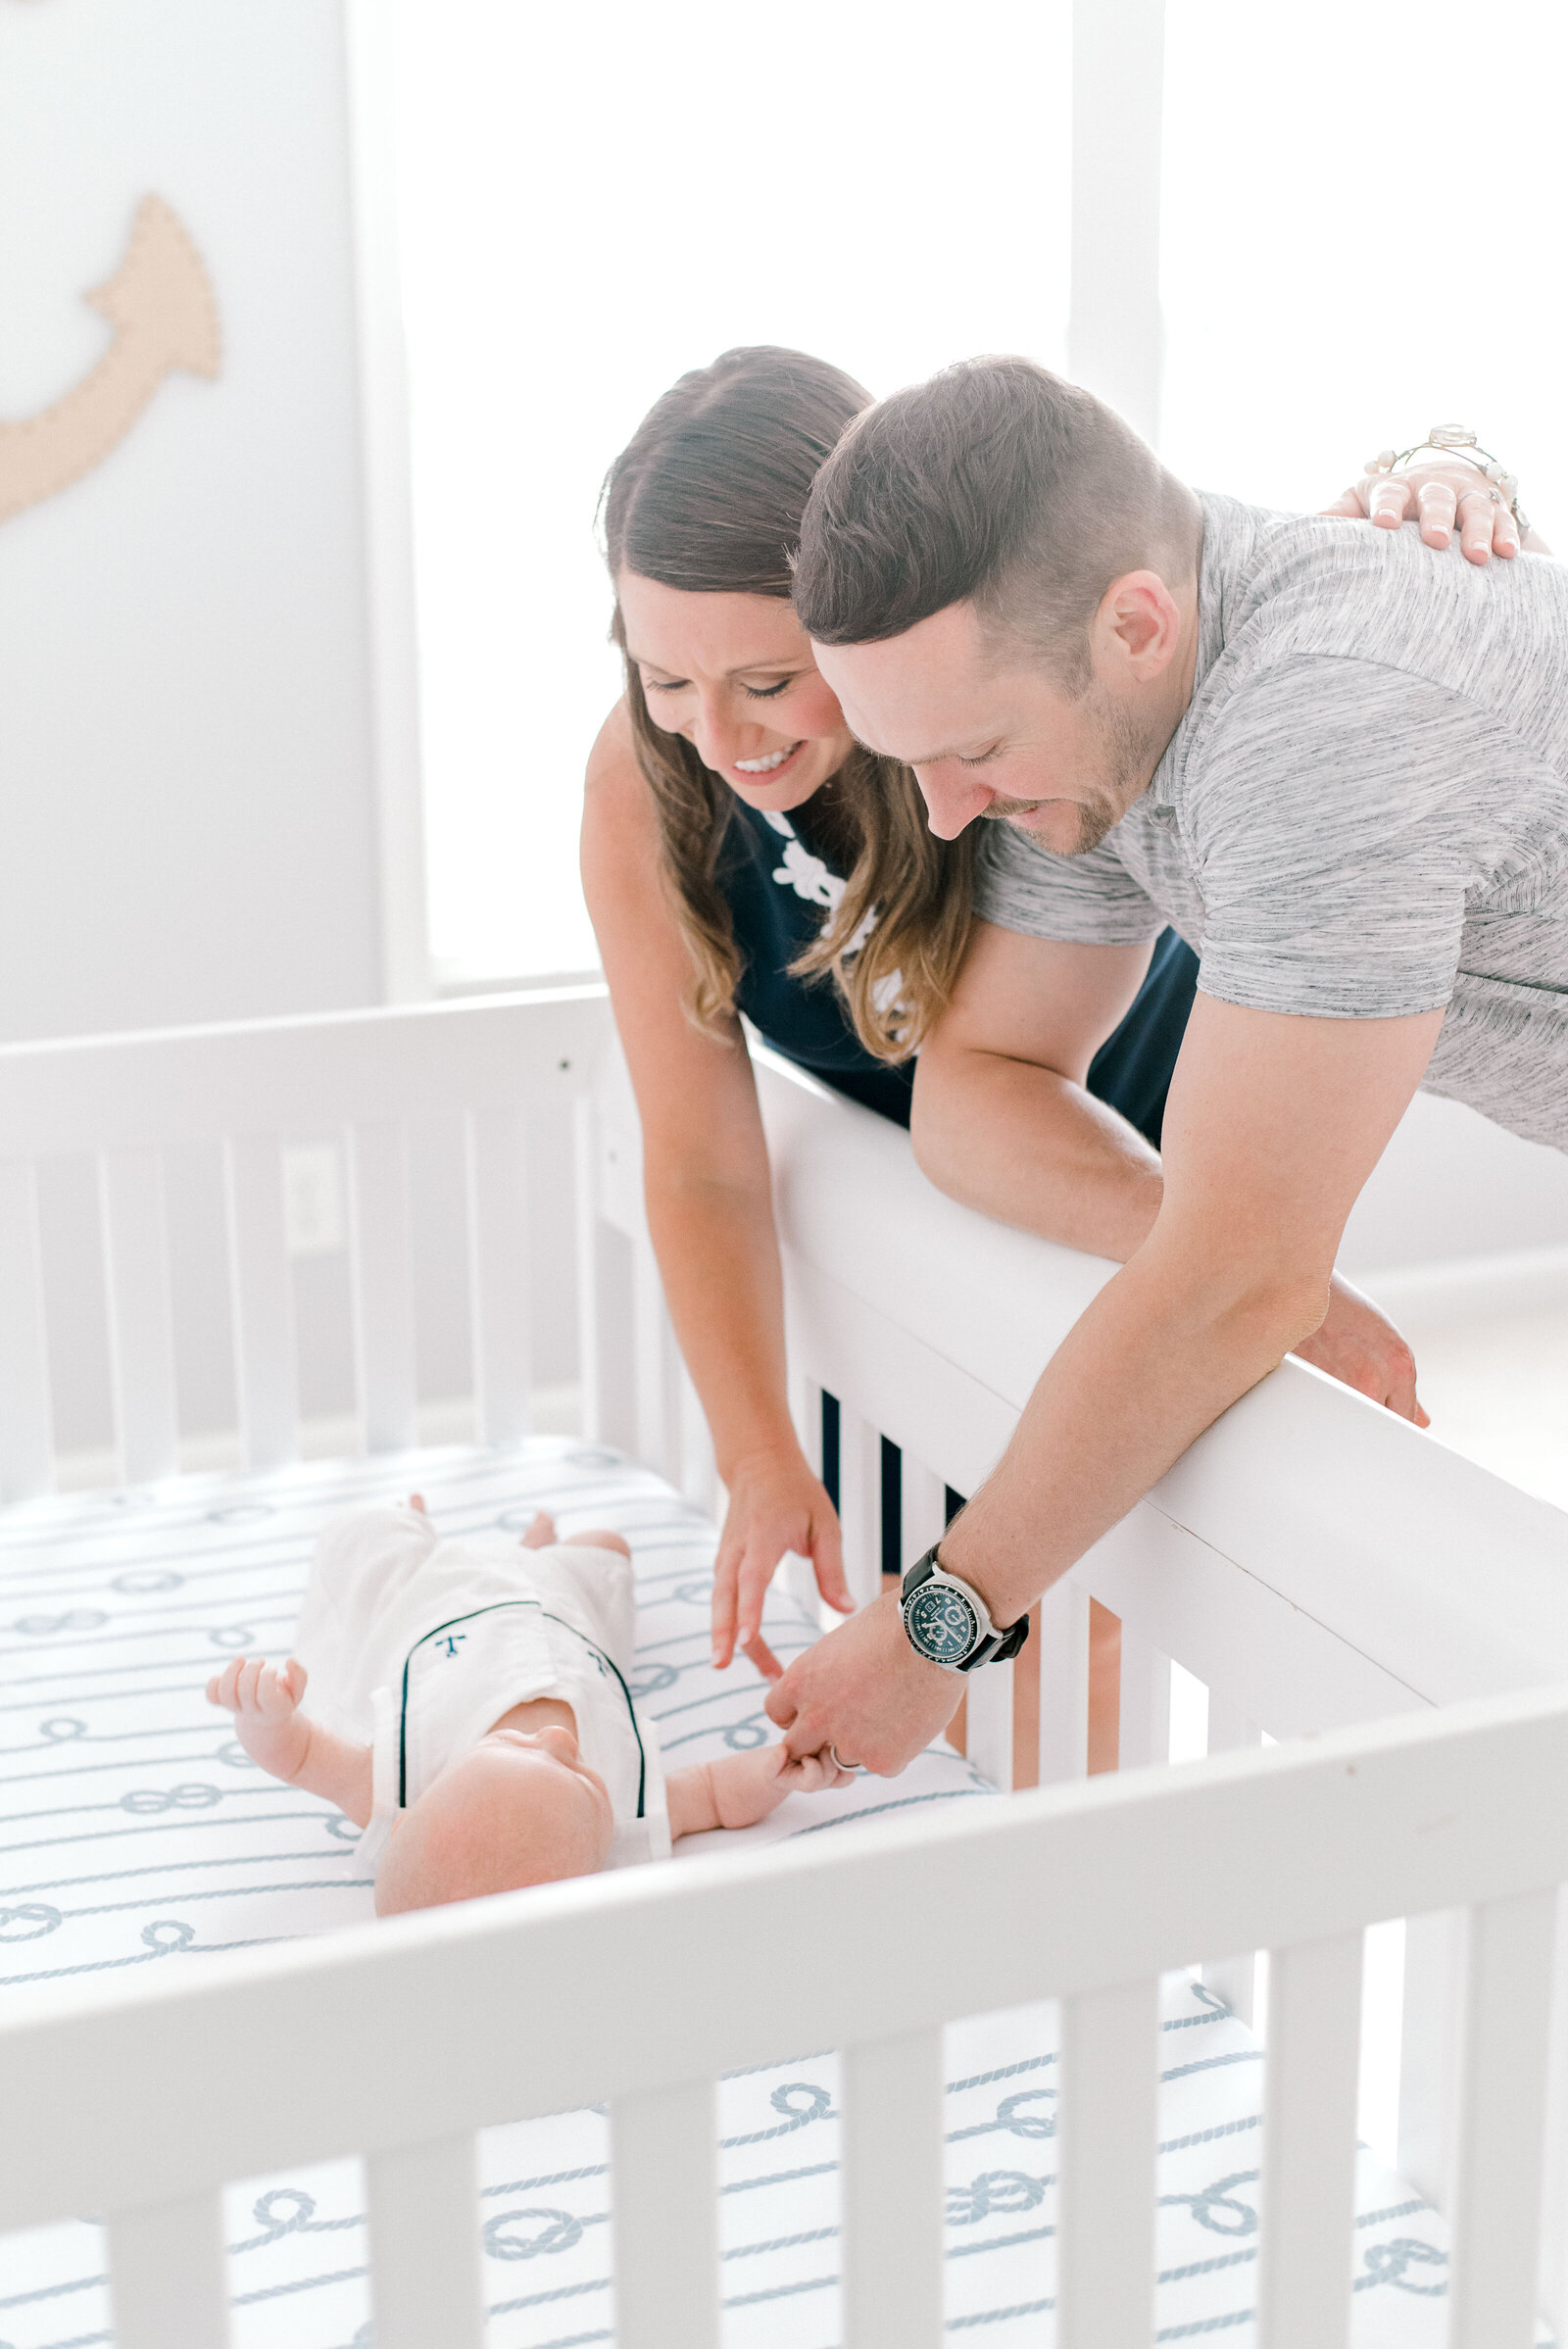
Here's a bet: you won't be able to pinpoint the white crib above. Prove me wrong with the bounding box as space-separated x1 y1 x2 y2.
2 989 1568 2348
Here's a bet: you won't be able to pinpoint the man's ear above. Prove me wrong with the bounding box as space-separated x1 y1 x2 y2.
1094 569 1183 678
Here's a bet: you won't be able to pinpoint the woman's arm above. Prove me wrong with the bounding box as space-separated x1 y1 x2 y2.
581 707 852 1674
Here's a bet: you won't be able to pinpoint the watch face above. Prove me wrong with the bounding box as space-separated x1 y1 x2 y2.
906 1581 980 1665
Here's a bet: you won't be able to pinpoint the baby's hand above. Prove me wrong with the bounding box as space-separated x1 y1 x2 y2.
773 1746 857 1796
207 1656 312 1785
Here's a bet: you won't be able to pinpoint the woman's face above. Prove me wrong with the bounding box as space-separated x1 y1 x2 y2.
616 571 855 811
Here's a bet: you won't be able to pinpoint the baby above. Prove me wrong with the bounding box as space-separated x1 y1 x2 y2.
209 1495 847 1915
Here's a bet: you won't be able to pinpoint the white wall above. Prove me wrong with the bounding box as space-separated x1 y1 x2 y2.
0 0 384 1043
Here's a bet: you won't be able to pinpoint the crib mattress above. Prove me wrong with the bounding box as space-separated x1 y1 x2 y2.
0 1438 1482 2346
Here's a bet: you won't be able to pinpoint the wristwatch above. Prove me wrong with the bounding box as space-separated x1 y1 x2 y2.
899 1544 1030 1674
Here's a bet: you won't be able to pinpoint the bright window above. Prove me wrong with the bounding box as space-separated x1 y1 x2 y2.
391 0 1071 983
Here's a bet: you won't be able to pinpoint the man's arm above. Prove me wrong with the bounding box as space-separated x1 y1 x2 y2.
766 993 1444 1775
913 921 1423 1418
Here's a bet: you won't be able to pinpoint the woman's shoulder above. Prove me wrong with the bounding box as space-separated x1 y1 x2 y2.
584 695 637 793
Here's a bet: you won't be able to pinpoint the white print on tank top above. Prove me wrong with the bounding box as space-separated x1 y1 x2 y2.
761 807 878 957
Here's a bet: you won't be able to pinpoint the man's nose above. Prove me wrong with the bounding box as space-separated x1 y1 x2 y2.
915 765 995 841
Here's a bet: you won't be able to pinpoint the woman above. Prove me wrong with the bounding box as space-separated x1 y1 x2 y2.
582 349 1523 1677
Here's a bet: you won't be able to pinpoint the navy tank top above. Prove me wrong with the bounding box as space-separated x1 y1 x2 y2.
721 793 1198 1149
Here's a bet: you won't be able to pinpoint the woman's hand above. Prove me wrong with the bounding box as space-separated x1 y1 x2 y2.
1292 1272 1428 1426
1322 460 1522 564
710 1441 853 1679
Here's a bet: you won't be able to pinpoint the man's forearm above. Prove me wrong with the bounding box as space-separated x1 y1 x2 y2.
912 1047 1163 1260
940 1233 1325 1625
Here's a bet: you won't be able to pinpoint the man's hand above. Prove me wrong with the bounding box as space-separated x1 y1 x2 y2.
710 1442 852 1679
1294 1272 1427 1425
764 1590 962 1777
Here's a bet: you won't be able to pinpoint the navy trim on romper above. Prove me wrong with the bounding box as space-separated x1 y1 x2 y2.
397 1600 646 1819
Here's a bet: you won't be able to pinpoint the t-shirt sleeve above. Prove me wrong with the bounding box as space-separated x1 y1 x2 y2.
1187 657 1551 1018
972 816 1165 944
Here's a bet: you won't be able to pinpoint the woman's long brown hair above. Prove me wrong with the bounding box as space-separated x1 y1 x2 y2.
601 347 974 1059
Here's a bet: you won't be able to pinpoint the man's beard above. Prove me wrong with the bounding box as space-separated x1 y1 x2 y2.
982 684 1156 856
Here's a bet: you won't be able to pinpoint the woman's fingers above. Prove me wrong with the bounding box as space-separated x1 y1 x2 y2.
1366 476 1414 529
740 1627 786 1683
1455 486 1514 564
1415 479 1458 552
810 1512 853 1615
710 1543 742 1670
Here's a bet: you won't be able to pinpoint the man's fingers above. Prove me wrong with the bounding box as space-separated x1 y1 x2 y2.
764 1675 797 1730
1367 477 1413 529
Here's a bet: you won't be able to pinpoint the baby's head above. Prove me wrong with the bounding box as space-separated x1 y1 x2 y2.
374 1722 614 1916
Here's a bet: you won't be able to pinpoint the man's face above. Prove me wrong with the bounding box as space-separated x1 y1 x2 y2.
811 600 1155 853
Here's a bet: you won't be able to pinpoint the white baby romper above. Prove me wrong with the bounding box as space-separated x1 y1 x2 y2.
292 1502 669 1870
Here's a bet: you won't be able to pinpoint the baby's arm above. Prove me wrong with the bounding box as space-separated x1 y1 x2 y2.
666 1743 853 1839
207 1657 373 1828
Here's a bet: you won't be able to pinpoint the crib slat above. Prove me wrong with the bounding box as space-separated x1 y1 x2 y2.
1255 1929 1362 2349
347 1119 416 1452
837 1400 883 1608
901 1453 946 1562
223 1133 299 1467
1057 1977 1159 2348
368 2132 484 2348
0 1158 54 1499
1202 1696 1264 2023
1535 1889 1568 2343
612 2077 718 2349
1448 1887 1557 2348
1117 1629 1171 1770
1037 1575 1091 1786
965 1656 1015 1790
843 2027 944 2348
99 1146 178 1483
108 2189 228 2349
784 1363 825 1615
632 1225 683 1484
1397 1905 1467 2214
574 1099 636 1451
466 1105 532 1444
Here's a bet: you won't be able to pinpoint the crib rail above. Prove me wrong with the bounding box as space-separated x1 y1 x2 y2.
1 1682 1565 2348
0 990 610 1496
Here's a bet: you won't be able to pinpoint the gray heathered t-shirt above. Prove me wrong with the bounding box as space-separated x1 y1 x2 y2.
973 492 1568 1150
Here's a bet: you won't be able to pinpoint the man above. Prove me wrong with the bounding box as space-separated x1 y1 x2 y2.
764 357 1568 1774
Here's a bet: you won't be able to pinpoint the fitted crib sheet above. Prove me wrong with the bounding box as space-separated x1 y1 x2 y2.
0 1438 1491 2346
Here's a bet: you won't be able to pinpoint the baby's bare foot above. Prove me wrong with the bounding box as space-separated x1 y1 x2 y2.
563 1527 632 1560
519 1509 557 1549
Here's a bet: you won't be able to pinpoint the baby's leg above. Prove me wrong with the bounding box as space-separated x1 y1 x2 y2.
519 1508 630 1562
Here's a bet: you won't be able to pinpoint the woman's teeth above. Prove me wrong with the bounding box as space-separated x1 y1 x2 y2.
734 745 800 774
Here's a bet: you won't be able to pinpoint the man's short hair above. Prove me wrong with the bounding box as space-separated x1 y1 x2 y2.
792 357 1200 689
